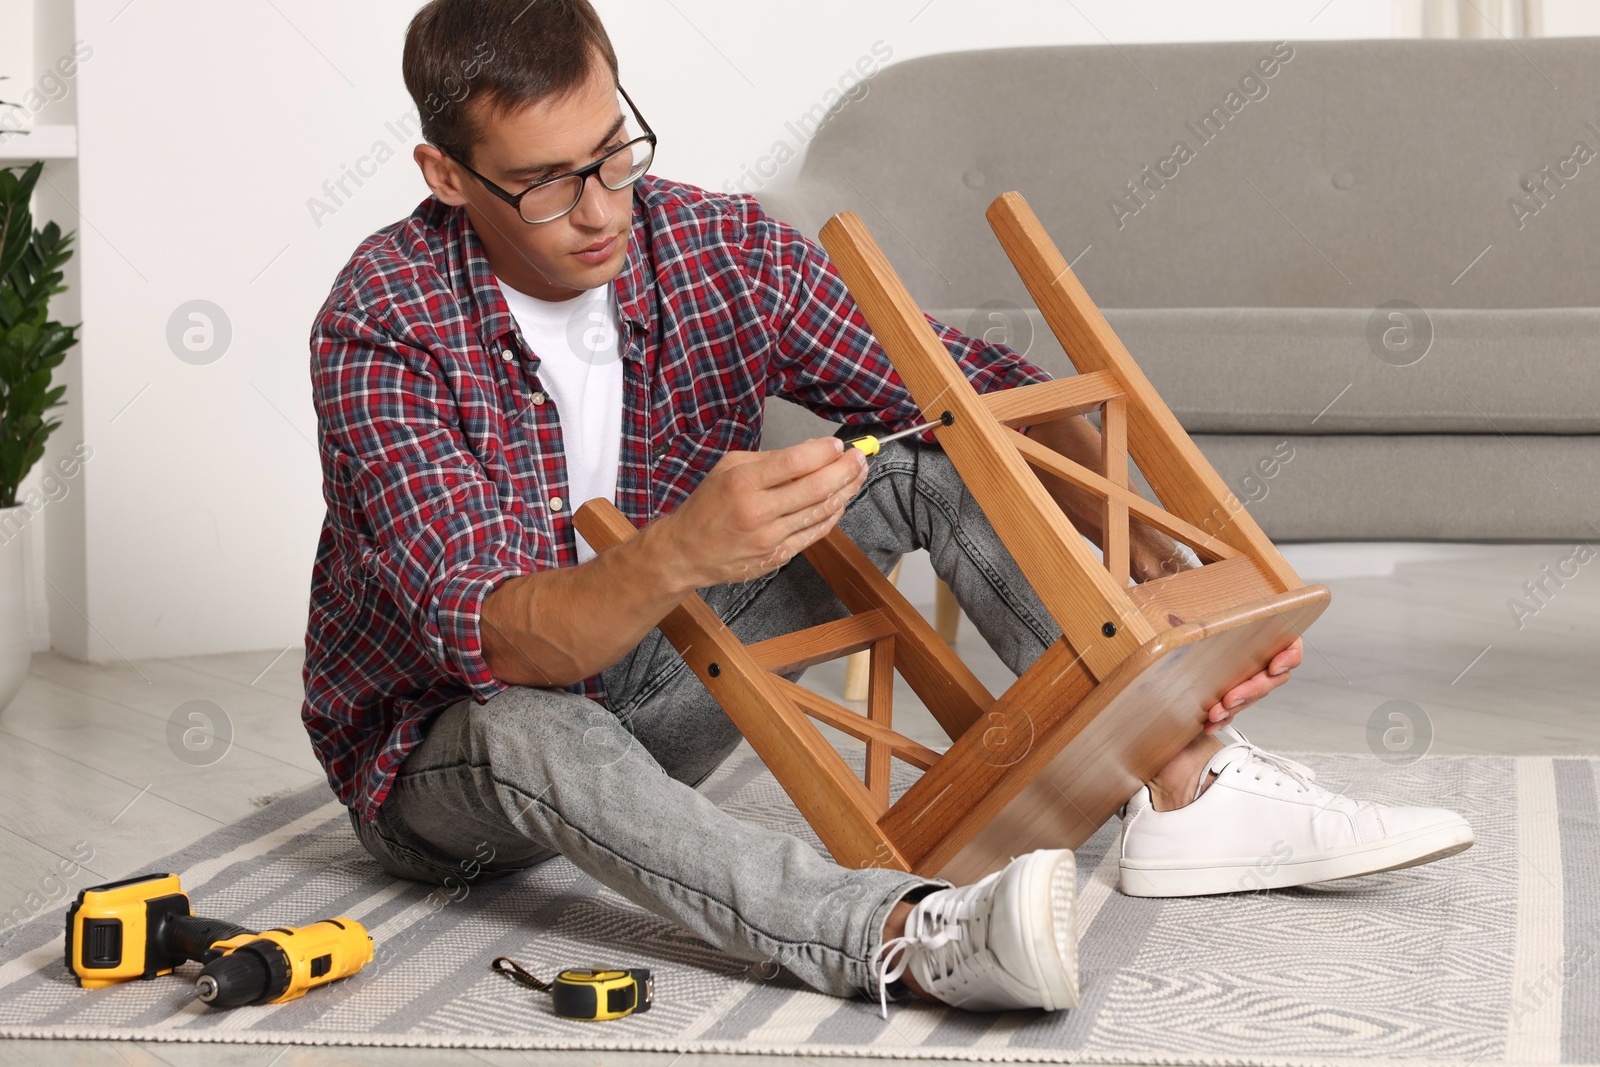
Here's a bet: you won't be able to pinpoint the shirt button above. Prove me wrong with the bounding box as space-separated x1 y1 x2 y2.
500 348 513 362
530 391 547 405
550 496 564 512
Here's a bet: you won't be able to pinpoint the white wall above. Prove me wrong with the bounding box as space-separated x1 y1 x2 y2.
6 0 1594 660
606 0 1394 197
0 2 30 89
1545 2 1600 34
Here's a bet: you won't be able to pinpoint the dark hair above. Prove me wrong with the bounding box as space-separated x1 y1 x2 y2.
402 0 620 165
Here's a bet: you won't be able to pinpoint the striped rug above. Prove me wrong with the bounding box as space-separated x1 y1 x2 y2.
0 747 1595 1065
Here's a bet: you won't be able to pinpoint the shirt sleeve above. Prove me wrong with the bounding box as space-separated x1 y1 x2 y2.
310 300 538 702
750 208 1054 435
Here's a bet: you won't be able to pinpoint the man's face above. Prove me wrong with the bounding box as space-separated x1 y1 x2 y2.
419 58 638 301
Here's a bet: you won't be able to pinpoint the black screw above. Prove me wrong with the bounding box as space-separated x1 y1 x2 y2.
939 410 954 427
708 663 721 678
1101 622 1117 638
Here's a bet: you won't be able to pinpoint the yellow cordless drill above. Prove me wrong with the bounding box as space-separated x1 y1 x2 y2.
65 872 372 1008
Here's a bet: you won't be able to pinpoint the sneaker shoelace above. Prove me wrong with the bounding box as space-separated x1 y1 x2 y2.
1219 741 1392 839
1208 742 1322 797
868 883 994 1019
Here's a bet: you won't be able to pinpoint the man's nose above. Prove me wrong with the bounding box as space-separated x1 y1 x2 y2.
569 172 613 229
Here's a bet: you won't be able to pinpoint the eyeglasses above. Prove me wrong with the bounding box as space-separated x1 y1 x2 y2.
441 85 657 225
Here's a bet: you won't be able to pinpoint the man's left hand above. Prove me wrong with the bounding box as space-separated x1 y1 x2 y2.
1202 637 1302 734
1127 534 1303 733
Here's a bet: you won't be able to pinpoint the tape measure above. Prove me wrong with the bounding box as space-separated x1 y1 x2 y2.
491 956 653 1021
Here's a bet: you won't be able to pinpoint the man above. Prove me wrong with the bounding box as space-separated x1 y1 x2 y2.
304 0 1474 1017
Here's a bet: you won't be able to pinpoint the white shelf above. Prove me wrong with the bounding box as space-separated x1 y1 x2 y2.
0 125 77 161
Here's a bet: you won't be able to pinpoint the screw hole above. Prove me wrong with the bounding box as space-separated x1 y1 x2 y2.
707 663 721 678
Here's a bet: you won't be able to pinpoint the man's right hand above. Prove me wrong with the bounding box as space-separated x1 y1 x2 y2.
481 435 869 689
655 436 870 590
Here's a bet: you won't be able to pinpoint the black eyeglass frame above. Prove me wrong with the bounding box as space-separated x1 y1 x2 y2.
440 85 657 225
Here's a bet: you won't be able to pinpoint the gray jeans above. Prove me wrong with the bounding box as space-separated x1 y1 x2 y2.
348 440 1062 999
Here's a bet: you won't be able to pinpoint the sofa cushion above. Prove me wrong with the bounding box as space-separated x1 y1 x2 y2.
925 306 1600 435
760 39 1600 312
1193 433 1600 541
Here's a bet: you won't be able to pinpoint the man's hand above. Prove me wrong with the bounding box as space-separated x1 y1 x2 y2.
1202 637 1303 734
654 436 869 589
481 435 868 689
1017 415 1303 735
1130 542 1303 732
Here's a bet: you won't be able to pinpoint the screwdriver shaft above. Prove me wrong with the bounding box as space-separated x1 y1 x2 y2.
873 419 945 446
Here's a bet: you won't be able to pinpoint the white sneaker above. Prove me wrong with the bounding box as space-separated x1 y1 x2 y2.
1118 731 1474 897
869 849 1078 1017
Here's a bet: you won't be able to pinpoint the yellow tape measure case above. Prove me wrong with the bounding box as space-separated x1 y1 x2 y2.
552 968 653 1021
491 957 653 1021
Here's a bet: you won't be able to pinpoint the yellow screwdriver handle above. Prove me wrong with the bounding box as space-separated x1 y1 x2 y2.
848 436 882 456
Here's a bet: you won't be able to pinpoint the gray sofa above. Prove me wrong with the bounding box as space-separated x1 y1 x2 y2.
758 38 1600 541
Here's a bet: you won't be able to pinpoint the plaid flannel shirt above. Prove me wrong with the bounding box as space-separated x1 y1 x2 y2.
304 176 1052 823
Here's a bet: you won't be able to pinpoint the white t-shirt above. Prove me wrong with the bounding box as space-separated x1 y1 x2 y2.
496 278 624 564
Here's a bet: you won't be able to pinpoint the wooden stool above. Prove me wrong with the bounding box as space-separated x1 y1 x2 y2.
576 192 1329 884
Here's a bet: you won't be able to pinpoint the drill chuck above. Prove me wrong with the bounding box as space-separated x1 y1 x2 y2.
195 939 289 1008
193 921 373 1009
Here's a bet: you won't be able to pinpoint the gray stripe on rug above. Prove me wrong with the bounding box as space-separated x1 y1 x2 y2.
691 971 810 1040
916 1006 1009 1049
1557 757 1600 1063
1000 889 1165 1050
800 994 902 1045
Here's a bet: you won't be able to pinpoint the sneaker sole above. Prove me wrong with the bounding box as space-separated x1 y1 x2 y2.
1014 849 1080 1010
1118 817 1475 898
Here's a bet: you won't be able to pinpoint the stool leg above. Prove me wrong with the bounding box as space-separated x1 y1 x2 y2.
934 580 961 647
844 560 903 700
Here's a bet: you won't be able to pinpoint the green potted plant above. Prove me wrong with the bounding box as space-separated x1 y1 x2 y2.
0 159 78 709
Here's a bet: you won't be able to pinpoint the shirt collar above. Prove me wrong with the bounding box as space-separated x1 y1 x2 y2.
450 194 654 359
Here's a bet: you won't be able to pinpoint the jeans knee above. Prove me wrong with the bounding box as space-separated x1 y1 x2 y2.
471 687 617 762
467 686 655 802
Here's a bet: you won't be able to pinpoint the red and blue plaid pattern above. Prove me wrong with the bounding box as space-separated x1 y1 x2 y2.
304 176 1051 822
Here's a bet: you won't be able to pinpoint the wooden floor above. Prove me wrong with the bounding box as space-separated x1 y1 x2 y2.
2 541 1597 1066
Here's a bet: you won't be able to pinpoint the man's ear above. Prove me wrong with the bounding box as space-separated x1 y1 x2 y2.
415 143 471 207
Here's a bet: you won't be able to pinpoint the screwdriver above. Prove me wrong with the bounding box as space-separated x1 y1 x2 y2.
846 411 954 456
